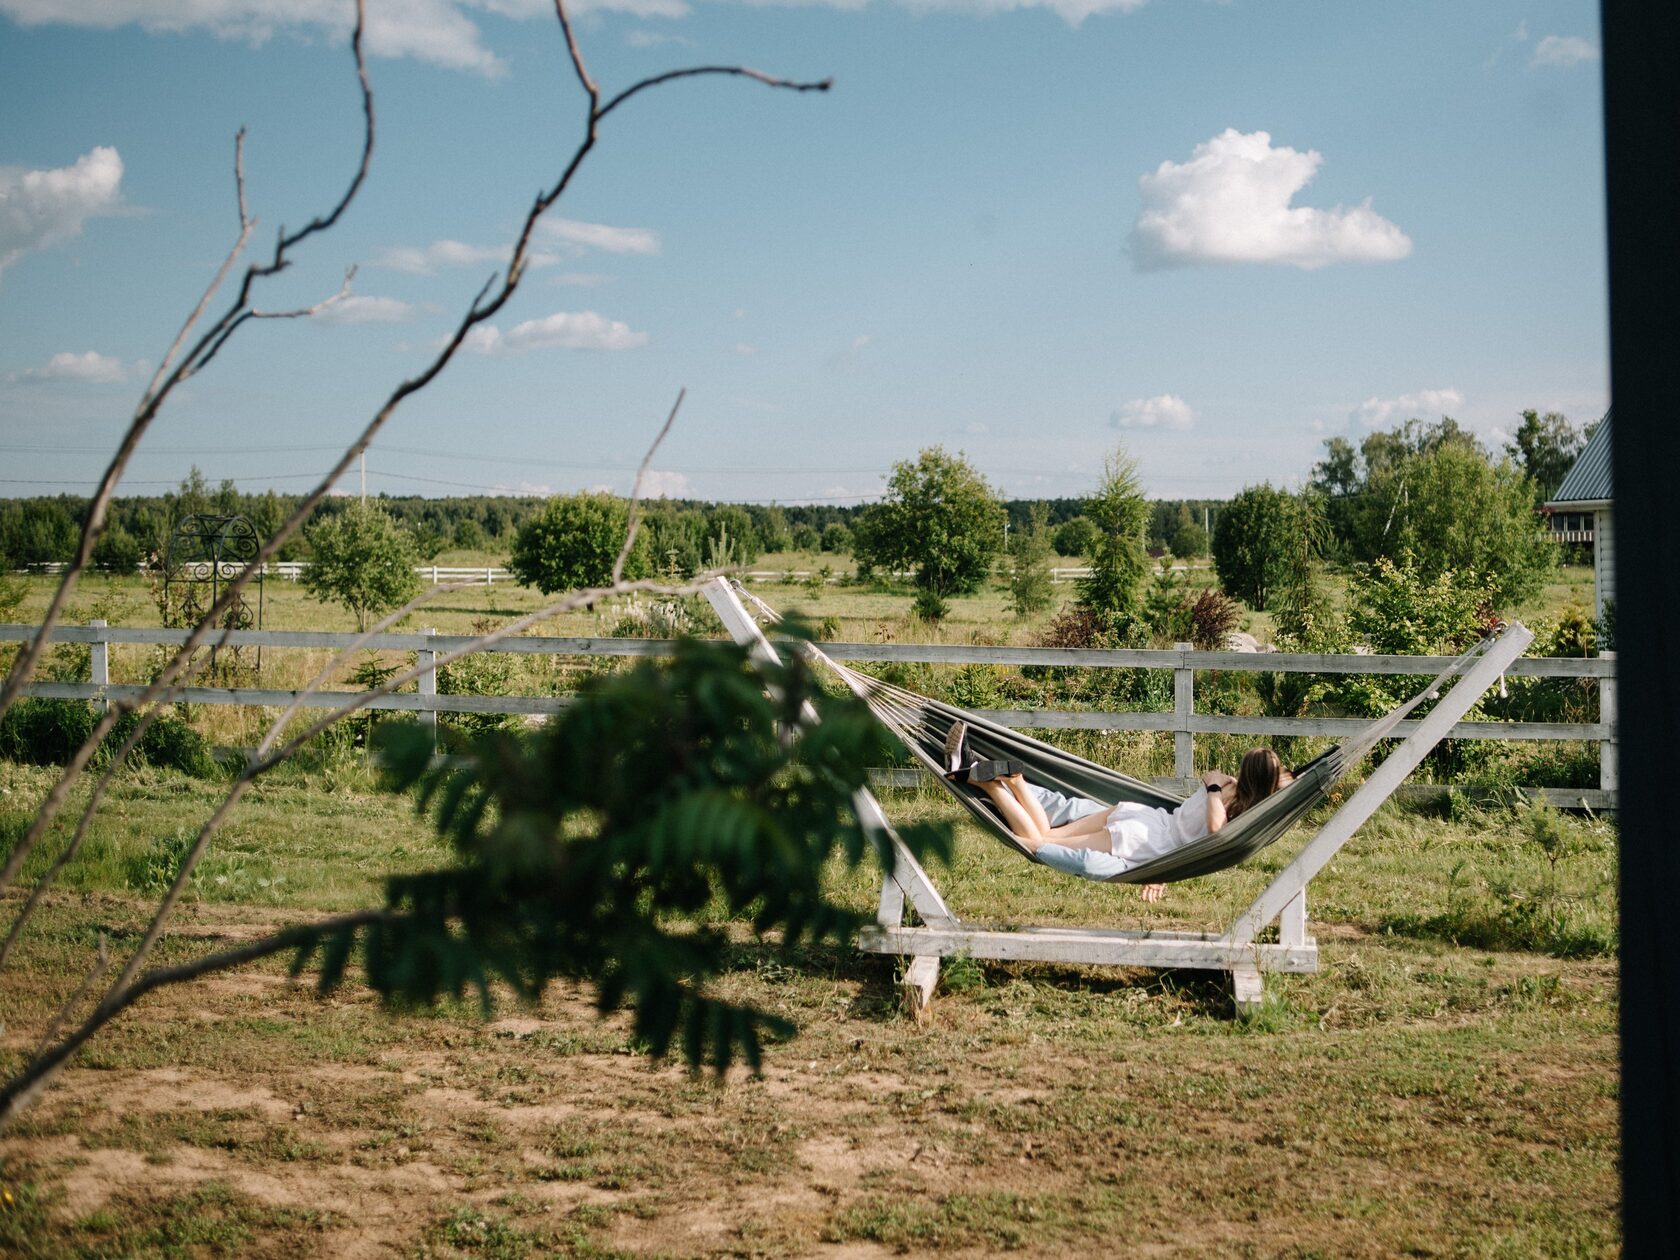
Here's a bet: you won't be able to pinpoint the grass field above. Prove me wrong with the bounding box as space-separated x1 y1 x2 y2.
0 560 1619 1256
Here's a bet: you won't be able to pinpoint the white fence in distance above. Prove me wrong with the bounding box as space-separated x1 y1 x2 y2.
1 622 1615 807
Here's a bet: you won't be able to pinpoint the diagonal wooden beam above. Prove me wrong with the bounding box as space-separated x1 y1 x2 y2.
703 577 955 928
1225 621 1533 945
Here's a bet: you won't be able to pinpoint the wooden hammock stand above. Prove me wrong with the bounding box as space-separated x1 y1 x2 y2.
705 577 1533 1016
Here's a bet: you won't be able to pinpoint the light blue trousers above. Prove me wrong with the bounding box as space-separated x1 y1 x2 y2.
1023 785 1133 881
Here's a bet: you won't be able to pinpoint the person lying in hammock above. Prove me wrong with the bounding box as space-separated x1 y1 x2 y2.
945 723 1292 901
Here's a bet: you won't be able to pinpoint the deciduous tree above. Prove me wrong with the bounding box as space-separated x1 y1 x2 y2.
301 500 422 631
509 492 653 594
1211 483 1298 612
852 448 1005 602
1505 409 1589 504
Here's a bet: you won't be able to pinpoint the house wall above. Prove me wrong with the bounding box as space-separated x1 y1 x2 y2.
1594 508 1616 621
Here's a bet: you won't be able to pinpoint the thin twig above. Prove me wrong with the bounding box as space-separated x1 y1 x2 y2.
0 1 375 899
3 0 832 1128
615 388 685 584
257 580 470 758
601 67 831 121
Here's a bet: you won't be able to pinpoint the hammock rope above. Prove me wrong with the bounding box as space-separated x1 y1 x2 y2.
731 582 1505 884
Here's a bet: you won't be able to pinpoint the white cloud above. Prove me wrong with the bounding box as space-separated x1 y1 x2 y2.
638 469 692 498
738 0 1149 25
735 343 757 356
374 240 508 274
1349 387 1464 430
476 0 691 18
312 295 416 325
1112 394 1194 430
0 0 508 76
626 28 691 48
1130 129 1412 271
15 350 133 383
491 478 554 496
465 310 649 353
0 146 123 282
1531 35 1599 69
540 217 661 256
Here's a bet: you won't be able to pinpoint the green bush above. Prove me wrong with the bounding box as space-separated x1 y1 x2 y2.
0 700 217 778
0 698 96 765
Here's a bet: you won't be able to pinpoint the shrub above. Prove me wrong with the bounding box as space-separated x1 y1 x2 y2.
509 492 652 594
0 698 96 766
820 522 853 554
1006 504 1055 616
0 700 217 778
1187 588 1241 651
1052 516 1099 558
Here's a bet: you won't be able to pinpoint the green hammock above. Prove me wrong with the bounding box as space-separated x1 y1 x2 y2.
732 583 1507 885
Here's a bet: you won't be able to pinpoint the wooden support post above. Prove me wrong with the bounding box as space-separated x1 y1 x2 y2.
1279 889 1308 949
902 955 940 1022
1173 642 1194 783
417 627 438 754
1231 963 1264 1016
1599 649 1617 796
88 619 109 713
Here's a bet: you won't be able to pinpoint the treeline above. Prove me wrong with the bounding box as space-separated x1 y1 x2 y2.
0 471 1221 573
0 471 867 572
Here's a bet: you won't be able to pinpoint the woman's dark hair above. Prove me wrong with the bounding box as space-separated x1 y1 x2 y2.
1228 747 1282 821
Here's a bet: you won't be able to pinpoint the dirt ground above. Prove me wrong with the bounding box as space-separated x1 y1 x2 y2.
0 897 1620 1259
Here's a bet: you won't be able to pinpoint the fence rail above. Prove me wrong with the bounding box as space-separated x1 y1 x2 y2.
1 622 1615 805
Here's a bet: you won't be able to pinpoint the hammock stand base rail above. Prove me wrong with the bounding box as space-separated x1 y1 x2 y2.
703 577 1534 1017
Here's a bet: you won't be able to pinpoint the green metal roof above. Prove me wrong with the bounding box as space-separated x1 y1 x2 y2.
1548 409 1613 506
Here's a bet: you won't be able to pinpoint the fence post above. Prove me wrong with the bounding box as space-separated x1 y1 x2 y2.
1599 650 1617 796
89 618 109 713
418 627 438 755
1173 641 1194 781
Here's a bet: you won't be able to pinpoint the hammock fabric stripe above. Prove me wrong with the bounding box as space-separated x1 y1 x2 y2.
734 584 1502 885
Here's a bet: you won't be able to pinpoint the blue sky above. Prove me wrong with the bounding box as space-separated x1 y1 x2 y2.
0 1 1608 506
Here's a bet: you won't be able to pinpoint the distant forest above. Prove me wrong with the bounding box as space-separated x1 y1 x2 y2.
0 471 1223 572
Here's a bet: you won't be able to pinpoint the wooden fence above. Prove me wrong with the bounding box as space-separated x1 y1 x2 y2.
1 622 1616 807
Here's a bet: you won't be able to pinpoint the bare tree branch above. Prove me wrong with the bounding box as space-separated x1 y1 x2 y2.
0 1 376 898
616 388 685 584
1 0 832 1129
0 0 374 729
601 67 831 122
256 580 471 760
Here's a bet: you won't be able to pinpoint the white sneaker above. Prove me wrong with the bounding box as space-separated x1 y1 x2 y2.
944 721 968 774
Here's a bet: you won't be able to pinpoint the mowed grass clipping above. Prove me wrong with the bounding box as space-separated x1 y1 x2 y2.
0 742 1618 1257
